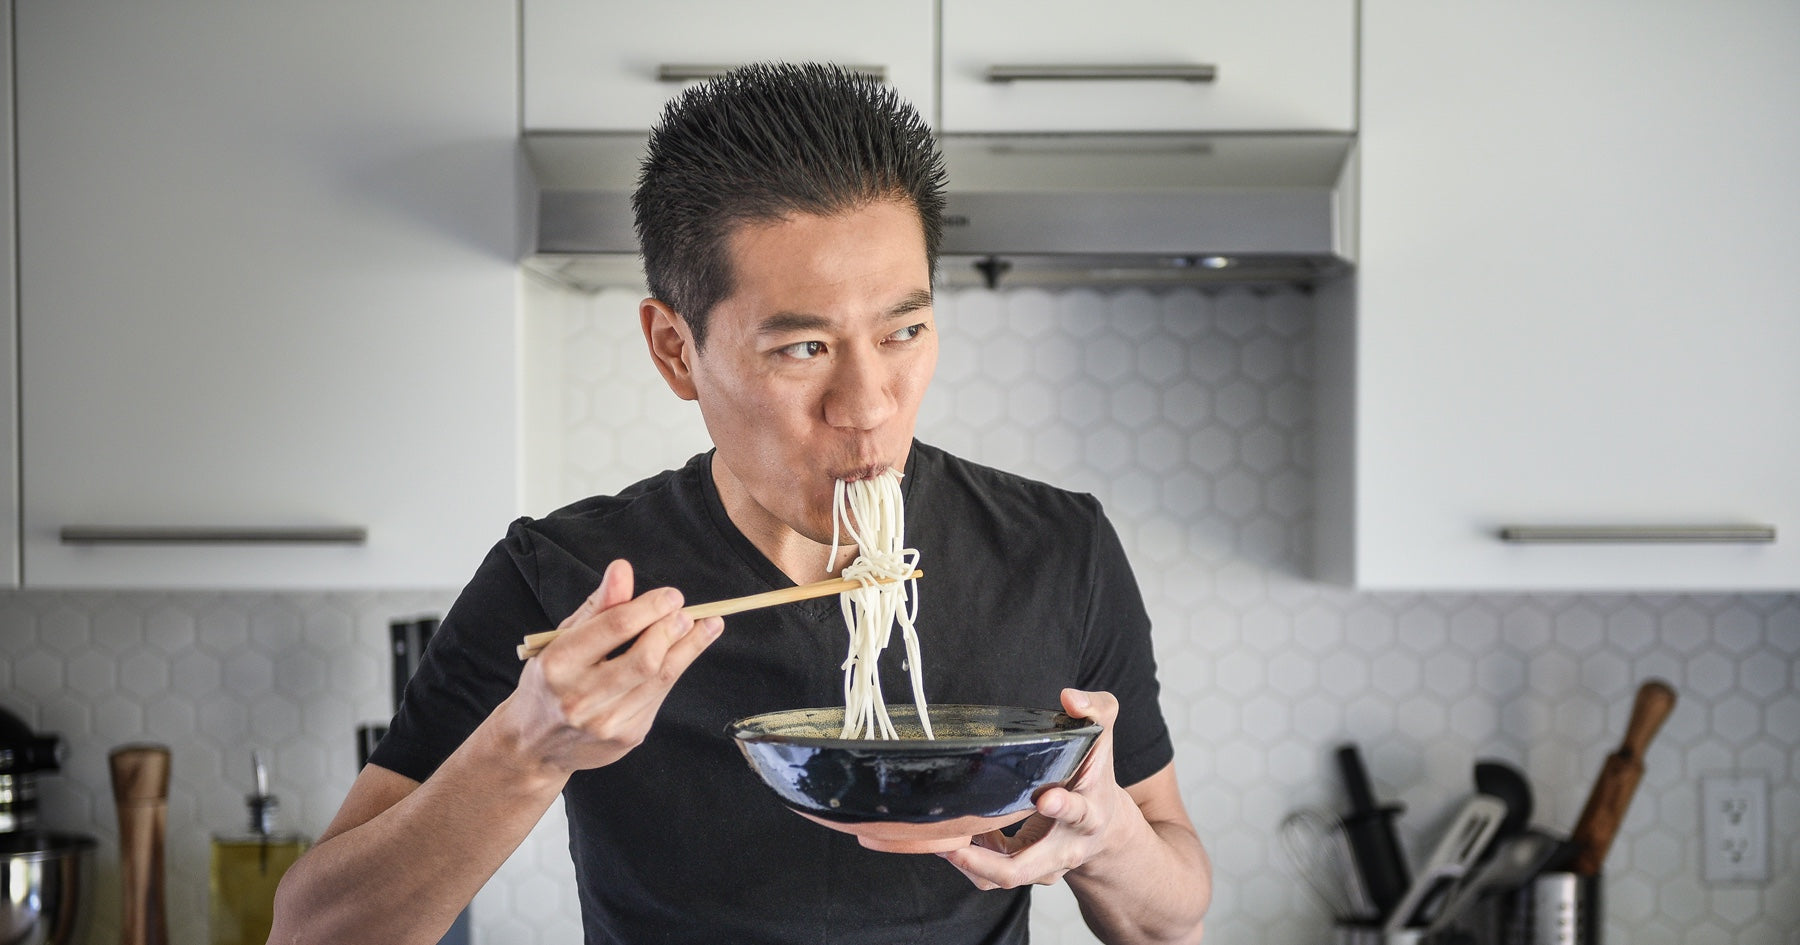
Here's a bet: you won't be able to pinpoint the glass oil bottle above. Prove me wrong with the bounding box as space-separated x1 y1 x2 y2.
210 751 310 945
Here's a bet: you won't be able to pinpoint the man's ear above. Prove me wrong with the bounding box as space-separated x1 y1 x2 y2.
641 298 699 401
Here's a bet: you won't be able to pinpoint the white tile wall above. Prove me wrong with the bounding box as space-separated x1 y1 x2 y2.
0 590 455 944
3 279 1795 944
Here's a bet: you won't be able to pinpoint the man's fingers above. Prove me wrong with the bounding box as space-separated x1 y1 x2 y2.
1060 688 1119 790
1038 786 1094 831
606 604 698 681
556 559 636 631
566 613 724 736
1061 687 1119 727
542 585 686 672
618 610 725 698
970 829 1009 853
596 558 636 609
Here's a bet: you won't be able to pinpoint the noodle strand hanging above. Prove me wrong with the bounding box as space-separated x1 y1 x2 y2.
828 469 931 739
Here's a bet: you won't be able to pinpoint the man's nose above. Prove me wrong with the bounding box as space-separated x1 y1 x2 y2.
823 349 895 431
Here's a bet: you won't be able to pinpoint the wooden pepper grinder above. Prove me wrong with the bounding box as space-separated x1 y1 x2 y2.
110 744 171 945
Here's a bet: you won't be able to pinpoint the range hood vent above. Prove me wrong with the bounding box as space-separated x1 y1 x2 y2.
522 131 1356 292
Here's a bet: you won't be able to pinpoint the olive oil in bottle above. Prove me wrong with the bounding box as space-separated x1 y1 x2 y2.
210 751 310 945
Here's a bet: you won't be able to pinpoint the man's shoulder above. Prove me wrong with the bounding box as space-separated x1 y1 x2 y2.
512 454 711 550
913 442 1102 528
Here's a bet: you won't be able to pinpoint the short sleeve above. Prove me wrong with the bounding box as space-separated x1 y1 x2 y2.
1076 505 1174 789
367 521 552 783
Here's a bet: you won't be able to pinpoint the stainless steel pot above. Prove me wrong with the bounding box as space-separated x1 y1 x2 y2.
1 831 95 945
3 706 97 945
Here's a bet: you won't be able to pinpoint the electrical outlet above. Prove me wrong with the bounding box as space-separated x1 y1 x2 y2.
1701 774 1769 884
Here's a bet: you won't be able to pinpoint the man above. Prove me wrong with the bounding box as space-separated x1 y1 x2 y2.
271 62 1210 944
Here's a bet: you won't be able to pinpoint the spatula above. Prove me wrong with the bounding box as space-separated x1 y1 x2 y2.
1383 793 1507 934
1425 828 1566 935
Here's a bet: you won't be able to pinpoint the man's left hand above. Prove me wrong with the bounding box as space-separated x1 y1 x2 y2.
936 687 1151 889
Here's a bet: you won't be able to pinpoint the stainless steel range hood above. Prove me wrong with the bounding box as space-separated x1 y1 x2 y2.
522 131 1356 291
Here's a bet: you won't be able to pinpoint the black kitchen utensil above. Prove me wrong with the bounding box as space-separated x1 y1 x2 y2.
390 616 440 711
1384 792 1507 933
1335 743 1411 921
355 724 387 770
1474 759 1533 841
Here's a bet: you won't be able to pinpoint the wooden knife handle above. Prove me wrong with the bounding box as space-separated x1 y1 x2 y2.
1567 679 1677 876
110 744 171 945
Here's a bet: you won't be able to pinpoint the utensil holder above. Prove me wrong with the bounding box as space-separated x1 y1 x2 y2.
1331 924 1437 945
1526 872 1601 945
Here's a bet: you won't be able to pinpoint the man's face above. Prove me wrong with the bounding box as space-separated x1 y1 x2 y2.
673 197 937 548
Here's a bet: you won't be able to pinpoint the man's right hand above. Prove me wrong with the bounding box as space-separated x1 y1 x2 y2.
271 557 722 945
500 558 724 777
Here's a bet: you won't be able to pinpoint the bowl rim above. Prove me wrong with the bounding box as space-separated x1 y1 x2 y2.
727 703 1103 750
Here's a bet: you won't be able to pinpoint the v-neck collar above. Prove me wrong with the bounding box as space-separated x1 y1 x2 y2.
695 445 922 621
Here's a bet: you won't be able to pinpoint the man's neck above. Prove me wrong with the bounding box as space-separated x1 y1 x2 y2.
710 460 857 586
749 523 857 588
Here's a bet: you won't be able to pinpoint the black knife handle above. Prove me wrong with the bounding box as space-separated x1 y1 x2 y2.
1342 804 1412 919
1336 744 1412 919
1337 744 1380 814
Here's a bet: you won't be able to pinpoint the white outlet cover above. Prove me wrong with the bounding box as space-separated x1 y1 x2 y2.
1700 774 1769 884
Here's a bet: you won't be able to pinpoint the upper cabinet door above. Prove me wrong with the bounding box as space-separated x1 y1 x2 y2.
14 0 522 589
523 0 938 131
1324 0 1800 590
940 0 1355 133
0 11 16 588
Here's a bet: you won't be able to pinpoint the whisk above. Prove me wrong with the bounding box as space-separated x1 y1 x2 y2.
1277 806 1378 923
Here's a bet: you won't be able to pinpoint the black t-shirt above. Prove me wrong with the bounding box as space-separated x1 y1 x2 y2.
371 441 1172 945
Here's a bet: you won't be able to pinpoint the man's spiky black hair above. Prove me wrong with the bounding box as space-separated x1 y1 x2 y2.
632 62 947 346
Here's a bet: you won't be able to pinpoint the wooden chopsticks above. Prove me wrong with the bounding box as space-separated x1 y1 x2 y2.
515 569 923 660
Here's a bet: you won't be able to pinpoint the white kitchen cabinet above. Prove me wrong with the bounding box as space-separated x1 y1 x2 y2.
523 0 937 131
1316 0 1800 590
0 10 16 588
14 1 522 589
939 0 1355 133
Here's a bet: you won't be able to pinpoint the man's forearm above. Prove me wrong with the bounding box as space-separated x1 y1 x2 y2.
1068 815 1212 945
269 701 568 945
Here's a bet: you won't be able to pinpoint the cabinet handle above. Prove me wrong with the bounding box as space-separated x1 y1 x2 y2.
1496 525 1776 544
60 526 368 545
657 63 887 83
984 64 1218 83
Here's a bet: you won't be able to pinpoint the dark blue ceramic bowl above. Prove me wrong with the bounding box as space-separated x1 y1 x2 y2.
728 704 1101 853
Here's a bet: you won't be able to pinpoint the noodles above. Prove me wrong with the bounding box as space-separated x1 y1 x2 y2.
828 469 931 740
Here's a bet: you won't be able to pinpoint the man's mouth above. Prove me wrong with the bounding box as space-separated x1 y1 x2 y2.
832 464 893 484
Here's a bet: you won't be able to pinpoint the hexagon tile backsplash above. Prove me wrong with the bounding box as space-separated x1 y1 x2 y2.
4 282 1796 945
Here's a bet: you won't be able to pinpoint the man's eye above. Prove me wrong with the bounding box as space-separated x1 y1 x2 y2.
889 323 926 343
781 341 826 360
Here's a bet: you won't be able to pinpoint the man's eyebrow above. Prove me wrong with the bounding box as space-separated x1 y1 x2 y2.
755 312 834 335
886 289 934 318
754 290 935 335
